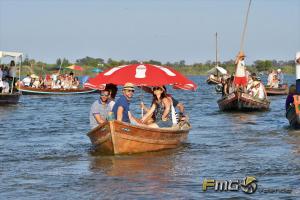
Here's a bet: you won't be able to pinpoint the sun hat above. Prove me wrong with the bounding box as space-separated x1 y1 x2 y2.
123 82 135 91
253 81 260 86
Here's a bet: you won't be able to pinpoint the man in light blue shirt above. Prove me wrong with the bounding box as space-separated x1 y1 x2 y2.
89 89 111 129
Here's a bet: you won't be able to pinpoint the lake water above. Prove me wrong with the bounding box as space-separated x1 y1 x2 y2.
1 75 300 199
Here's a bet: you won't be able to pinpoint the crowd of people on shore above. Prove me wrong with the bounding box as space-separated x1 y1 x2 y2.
89 83 186 130
0 61 17 94
21 72 80 90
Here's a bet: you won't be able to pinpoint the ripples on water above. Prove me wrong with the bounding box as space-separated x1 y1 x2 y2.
1 75 300 199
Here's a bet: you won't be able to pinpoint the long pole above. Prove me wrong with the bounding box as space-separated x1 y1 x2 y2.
215 32 218 67
215 32 219 77
239 0 252 52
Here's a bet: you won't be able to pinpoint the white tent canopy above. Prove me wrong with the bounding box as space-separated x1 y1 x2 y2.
207 66 227 75
0 51 23 59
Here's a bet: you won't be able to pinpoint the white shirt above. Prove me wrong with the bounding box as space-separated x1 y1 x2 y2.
235 60 246 77
22 77 31 86
258 84 265 100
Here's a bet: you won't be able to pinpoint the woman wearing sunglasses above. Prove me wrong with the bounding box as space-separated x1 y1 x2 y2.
141 86 173 128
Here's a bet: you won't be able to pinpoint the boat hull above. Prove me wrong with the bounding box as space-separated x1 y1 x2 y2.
286 105 300 129
265 84 288 96
87 120 190 155
18 86 96 95
0 92 21 105
217 92 270 111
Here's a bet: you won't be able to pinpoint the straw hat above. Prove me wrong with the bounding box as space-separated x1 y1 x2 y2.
253 81 260 86
123 82 135 90
237 51 246 58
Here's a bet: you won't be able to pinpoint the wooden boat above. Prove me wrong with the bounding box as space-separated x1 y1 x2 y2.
0 92 21 105
87 120 190 155
286 104 300 129
265 84 288 96
18 85 96 95
217 91 270 111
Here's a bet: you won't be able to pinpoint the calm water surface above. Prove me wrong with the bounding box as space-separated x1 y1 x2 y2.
1 75 300 199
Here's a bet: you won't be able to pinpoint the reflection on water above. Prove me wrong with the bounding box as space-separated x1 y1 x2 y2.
1 75 300 199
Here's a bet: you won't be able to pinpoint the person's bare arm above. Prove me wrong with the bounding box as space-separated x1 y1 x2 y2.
162 98 171 120
141 104 156 123
117 106 124 121
94 114 106 124
176 102 185 113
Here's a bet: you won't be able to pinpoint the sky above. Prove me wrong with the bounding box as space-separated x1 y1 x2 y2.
0 0 299 64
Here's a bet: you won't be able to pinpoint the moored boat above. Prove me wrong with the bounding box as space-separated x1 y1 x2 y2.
265 84 288 96
217 91 270 111
0 92 21 105
18 85 96 95
87 120 190 155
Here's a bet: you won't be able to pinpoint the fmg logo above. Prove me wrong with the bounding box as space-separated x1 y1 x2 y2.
202 176 257 194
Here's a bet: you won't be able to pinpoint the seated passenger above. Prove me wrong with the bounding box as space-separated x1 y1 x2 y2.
141 86 173 128
1 78 10 93
22 75 31 87
270 75 279 88
112 83 140 124
72 77 80 89
32 78 40 88
251 81 266 100
89 89 112 129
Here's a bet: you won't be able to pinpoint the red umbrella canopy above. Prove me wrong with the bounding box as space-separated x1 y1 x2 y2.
84 63 197 91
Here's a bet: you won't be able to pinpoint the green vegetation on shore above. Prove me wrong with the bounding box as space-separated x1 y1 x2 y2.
15 56 295 77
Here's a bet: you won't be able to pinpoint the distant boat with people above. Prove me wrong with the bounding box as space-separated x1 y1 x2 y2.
0 51 23 105
217 91 270 111
265 84 288 96
206 32 228 85
18 85 96 95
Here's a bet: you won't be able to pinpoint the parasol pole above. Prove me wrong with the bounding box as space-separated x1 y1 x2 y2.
239 0 252 53
140 86 144 118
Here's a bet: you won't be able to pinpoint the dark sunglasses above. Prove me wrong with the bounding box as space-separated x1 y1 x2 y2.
100 93 110 97
153 87 162 91
126 90 135 93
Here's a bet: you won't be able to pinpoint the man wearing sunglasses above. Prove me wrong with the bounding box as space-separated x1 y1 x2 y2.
89 89 111 129
112 82 139 124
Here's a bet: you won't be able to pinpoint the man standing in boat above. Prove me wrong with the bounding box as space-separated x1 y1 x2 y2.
112 82 140 124
234 51 247 92
89 89 112 129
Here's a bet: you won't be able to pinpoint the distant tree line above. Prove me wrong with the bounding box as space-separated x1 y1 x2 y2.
20 55 296 76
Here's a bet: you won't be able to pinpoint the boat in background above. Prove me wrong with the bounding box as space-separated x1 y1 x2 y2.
0 92 21 105
265 84 288 96
0 51 23 105
87 120 190 155
18 85 96 95
217 91 270 111
206 32 227 85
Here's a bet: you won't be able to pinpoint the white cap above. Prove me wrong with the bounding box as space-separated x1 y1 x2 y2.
277 69 281 72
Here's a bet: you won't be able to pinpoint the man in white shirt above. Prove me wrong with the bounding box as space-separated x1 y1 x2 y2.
22 75 31 87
